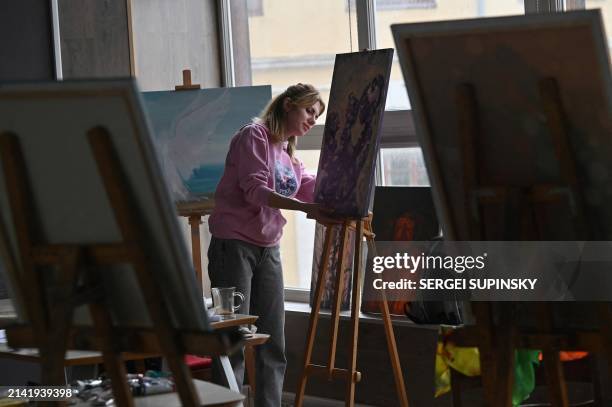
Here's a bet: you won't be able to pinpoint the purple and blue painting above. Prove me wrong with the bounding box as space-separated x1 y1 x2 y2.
314 49 393 218
142 86 271 203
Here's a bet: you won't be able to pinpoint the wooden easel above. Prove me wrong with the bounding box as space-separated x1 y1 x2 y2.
175 69 201 91
177 204 214 295
449 78 612 407
172 69 213 295
0 128 241 407
295 215 409 407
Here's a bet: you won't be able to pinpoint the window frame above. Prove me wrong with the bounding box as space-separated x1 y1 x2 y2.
218 0 575 302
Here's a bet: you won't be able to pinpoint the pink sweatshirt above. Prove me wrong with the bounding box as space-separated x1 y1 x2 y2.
208 122 316 247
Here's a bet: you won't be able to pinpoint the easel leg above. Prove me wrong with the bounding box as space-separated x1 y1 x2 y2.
471 303 498 407
364 219 409 407
542 350 569 407
40 247 82 388
220 355 241 393
597 303 612 388
495 324 516 407
478 344 498 407
327 221 350 375
88 128 200 407
450 369 464 407
188 215 203 294
378 288 410 407
89 302 135 407
295 224 336 407
532 303 569 407
345 221 364 407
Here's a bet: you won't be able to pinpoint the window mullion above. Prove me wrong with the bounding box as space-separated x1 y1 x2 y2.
565 0 586 10
524 0 565 13
356 0 377 50
218 0 235 87
50 0 63 80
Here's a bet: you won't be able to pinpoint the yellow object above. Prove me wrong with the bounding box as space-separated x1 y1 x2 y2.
435 332 541 406
435 341 481 397
0 398 28 406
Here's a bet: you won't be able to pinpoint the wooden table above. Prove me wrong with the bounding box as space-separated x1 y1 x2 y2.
0 343 159 367
211 314 257 330
69 379 244 407
0 305 267 405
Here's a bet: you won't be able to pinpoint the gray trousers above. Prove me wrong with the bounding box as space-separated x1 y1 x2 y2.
207 237 286 407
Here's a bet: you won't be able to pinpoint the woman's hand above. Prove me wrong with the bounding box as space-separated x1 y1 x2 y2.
300 202 337 223
268 192 336 222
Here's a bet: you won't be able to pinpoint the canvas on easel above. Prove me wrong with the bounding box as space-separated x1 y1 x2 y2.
142 81 271 295
0 80 207 330
0 214 20 311
392 10 612 242
298 50 409 407
392 9 612 307
141 85 271 209
313 49 394 218
309 223 354 310
309 49 393 310
392 10 612 406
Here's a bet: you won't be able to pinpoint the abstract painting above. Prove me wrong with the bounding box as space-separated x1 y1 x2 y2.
313 49 393 218
142 86 271 205
309 223 355 310
361 186 440 314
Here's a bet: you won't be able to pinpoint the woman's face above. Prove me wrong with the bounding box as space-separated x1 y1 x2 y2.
284 100 322 138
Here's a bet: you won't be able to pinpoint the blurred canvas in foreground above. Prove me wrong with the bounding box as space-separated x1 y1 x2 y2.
313 49 393 218
0 79 210 331
392 10 612 241
392 11 612 328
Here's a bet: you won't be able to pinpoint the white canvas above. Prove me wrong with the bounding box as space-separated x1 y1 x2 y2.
0 79 209 331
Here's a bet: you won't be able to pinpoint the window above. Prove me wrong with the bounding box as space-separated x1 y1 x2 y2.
376 0 526 110
227 0 537 296
235 1 358 291
280 150 321 289
380 147 429 186
247 0 264 17
377 0 437 10
245 0 358 122
348 0 437 11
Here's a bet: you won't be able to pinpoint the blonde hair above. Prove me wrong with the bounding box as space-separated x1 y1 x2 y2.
259 83 325 159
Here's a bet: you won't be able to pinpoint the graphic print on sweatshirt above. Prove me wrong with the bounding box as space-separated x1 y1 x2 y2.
275 160 298 197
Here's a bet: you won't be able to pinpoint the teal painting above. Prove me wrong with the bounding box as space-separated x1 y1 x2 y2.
142 86 271 203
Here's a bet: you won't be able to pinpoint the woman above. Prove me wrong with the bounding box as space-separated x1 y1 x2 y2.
207 83 326 407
